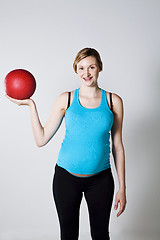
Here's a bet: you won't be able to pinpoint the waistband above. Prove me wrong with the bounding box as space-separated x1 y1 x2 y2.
55 164 112 181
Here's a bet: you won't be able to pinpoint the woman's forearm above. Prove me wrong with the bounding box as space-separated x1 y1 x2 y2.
29 100 44 147
112 145 126 192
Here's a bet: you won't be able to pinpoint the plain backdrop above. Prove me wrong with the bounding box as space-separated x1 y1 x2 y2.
0 0 160 239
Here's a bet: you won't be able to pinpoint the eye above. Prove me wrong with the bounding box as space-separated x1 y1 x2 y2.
91 66 95 69
79 67 83 70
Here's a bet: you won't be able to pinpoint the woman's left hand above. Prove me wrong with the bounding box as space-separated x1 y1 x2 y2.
114 189 127 217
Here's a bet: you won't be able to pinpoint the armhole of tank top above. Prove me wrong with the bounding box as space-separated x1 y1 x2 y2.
67 91 71 110
110 92 113 112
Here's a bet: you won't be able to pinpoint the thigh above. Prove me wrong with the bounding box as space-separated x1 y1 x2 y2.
52 165 83 240
84 170 114 240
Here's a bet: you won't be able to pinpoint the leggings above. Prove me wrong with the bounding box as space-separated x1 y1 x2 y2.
52 164 115 240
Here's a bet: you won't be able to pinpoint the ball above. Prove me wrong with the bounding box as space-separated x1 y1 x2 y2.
4 69 36 100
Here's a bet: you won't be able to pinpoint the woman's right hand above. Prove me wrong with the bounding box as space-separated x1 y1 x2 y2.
6 94 34 107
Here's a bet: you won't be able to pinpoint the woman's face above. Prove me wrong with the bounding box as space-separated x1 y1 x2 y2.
76 56 100 87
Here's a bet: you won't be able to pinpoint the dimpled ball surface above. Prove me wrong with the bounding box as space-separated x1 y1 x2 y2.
5 69 36 100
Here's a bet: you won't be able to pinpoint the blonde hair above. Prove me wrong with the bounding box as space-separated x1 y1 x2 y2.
73 47 103 73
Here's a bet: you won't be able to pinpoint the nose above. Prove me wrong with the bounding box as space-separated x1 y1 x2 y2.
85 68 91 76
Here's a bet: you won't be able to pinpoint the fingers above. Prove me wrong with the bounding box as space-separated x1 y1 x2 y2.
116 202 125 217
6 94 17 101
114 199 118 210
5 94 31 106
114 192 127 217
5 94 12 100
5 95 22 105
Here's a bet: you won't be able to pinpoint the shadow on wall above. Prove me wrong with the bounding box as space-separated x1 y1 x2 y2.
125 73 160 238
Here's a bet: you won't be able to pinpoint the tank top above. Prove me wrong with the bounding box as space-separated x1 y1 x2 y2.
56 87 114 174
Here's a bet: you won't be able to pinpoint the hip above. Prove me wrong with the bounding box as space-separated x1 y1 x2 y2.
54 163 114 182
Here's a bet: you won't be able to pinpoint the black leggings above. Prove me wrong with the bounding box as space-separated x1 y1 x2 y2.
52 164 115 240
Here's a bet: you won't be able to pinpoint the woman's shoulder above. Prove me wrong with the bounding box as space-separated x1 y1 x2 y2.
105 90 123 102
60 89 75 95
105 90 123 113
57 89 76 111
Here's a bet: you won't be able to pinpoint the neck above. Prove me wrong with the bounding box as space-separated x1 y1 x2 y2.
79 85 100 98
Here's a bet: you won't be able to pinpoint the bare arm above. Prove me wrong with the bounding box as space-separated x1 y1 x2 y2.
6 92 68 147
111 94 127 217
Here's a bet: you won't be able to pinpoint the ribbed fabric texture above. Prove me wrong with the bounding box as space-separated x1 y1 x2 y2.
57 88 114 174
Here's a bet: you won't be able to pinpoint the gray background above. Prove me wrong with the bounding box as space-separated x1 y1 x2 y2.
0 0 160 239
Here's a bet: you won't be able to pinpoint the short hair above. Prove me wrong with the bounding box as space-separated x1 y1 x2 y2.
73 47 103 73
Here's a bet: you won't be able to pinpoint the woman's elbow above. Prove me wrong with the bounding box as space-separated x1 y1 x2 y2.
36 143 43 147
36 140 46 147
35 133 52 147
37 143 43 147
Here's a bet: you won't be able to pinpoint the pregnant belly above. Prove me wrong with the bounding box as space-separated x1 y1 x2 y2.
68 172 97 177
58 140 110 174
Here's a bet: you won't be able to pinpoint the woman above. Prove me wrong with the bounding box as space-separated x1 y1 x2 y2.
7 47 127 240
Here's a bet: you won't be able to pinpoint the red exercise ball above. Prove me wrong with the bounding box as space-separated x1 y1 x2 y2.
4 69 36 100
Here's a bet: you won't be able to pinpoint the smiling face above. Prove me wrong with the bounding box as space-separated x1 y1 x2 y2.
76 56 100 87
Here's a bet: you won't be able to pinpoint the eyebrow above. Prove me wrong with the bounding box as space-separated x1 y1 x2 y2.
78 64 97 67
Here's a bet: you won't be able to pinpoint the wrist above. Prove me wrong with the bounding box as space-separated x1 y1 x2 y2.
119 185 126 192
28 99 35 107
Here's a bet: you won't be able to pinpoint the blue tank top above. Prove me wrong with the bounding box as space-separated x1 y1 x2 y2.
56 87 114 175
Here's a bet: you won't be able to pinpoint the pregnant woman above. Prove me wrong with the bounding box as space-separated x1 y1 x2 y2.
7 47 127 240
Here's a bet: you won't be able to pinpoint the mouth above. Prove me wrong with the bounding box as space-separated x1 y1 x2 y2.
83 77 93 81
